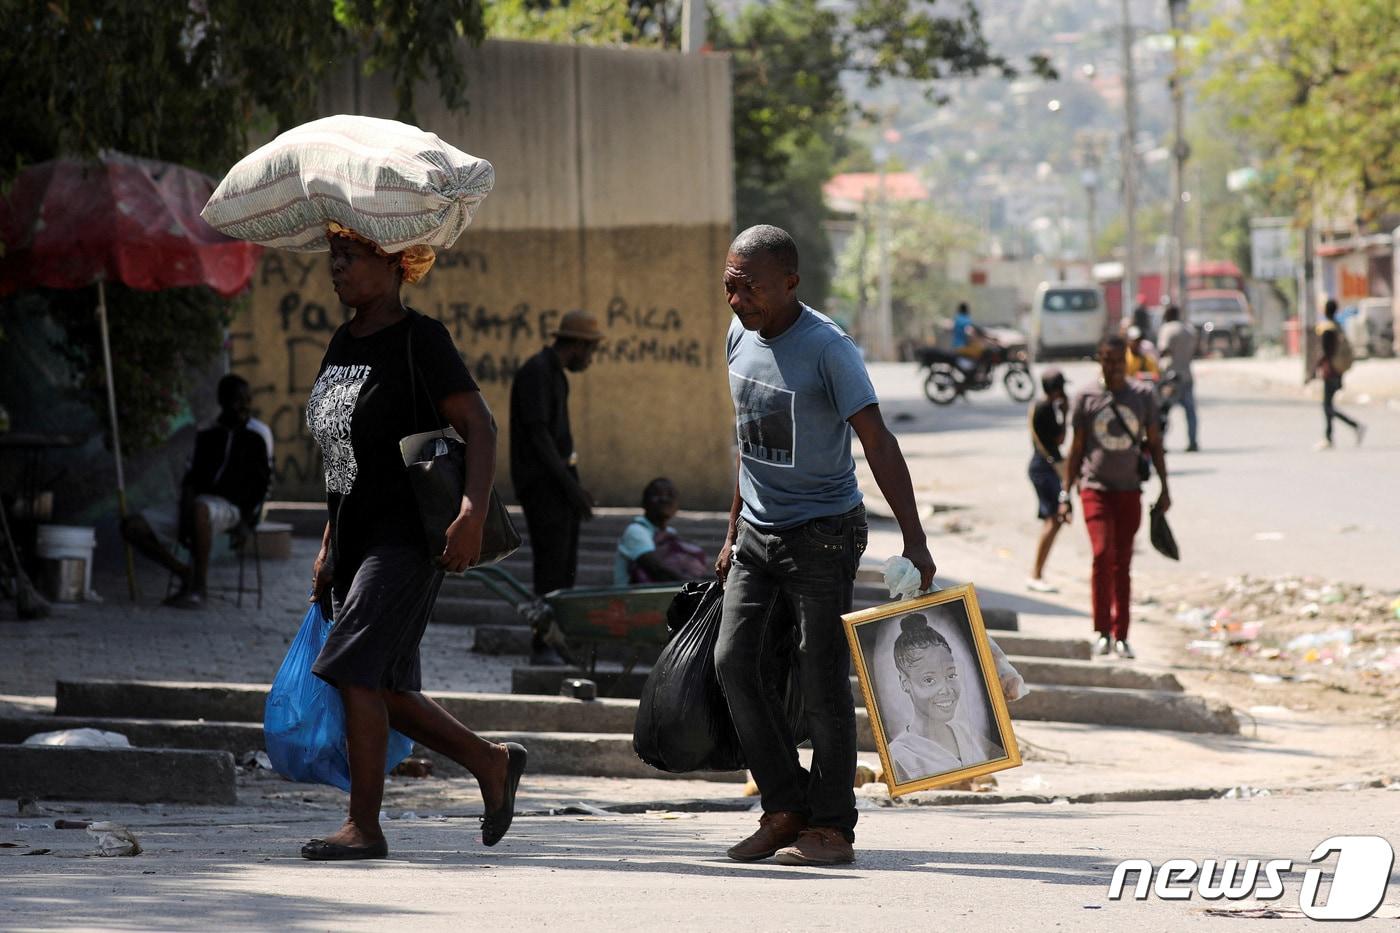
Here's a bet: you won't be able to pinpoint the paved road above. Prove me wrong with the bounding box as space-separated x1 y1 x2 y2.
4 789 1397 931
864 358 1400 591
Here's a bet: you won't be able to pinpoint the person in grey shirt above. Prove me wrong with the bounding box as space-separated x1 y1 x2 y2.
1156 304 1199 451
714 224 934 867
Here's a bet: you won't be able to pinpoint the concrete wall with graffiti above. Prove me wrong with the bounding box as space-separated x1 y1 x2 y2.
231 40 736 508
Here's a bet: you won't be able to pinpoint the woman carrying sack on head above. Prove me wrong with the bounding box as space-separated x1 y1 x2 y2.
299 224 526 861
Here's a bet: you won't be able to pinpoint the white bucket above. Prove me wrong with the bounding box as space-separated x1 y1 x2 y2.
36 525 96 600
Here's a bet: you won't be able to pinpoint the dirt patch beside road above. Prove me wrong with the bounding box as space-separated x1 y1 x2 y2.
1140 574 1400 725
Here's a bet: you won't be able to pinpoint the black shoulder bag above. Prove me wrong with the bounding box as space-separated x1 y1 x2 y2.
403 314 521 567
1105 396 1152 484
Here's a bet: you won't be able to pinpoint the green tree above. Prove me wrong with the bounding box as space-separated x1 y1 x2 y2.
714 0 1051 308
489 0 1052 309
0 0 483 451
1199 0 1400 222
833 201 977 342
1 0 485 180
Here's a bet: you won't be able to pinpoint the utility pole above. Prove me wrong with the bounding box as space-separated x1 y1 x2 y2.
874 146 894 361
1077 131 1103 265
1168 0 1190 307
682 0 706 53
1119 0 1139 322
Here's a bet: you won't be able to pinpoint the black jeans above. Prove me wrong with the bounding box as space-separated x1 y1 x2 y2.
1322 376 1358 442
519 481 581 597
716 505 867 839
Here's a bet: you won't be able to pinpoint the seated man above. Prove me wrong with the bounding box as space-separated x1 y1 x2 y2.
121 374 271 608
614 477 709 585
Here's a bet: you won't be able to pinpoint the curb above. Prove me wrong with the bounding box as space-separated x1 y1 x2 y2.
555 777 1399 814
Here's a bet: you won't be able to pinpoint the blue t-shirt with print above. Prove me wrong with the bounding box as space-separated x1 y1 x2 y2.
727 305 879 530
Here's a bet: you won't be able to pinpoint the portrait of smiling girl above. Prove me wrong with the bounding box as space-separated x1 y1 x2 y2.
886 613 1004 784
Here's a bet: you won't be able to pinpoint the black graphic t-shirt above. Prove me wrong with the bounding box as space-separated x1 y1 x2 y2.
307 311 478 573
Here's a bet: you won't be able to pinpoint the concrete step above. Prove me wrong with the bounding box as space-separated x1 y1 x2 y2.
265 502 732 540
55 681 641 733
507 653 1179 698
0 712 744 783
44 672 1234 791
464 604 1019 656
986 633 1091 661
1009 685 1238 734
0 744 237 805
1000 657 1181 692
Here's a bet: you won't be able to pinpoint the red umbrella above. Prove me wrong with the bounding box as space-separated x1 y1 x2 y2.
0 151 261 297
0 152 263 598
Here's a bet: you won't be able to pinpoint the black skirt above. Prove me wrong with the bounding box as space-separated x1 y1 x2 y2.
312 544 444 692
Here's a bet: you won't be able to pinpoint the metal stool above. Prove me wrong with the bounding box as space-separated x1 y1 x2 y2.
165 525 262 609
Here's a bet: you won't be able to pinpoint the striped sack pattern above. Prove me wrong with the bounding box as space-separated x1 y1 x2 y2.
201 114 495 252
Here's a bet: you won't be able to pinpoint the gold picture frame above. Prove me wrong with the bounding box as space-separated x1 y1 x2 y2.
843 584 1021 797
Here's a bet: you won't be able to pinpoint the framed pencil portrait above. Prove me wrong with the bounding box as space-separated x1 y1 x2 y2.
843 585 1021 797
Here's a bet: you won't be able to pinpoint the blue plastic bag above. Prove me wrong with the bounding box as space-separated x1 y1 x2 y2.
263 600 414 791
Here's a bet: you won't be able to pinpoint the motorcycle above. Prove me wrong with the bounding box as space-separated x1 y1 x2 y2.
916 336 1036 405
1128 367 1180 435
1154 368 1182 436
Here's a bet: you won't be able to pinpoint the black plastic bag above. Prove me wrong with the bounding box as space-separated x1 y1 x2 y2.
1150 505 1179 560
634 581 744 772
635 581 807 773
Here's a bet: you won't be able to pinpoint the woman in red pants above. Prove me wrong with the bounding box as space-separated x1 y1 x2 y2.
1059 336 1171 659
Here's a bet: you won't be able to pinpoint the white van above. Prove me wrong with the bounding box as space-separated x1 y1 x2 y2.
1031 282 1107 359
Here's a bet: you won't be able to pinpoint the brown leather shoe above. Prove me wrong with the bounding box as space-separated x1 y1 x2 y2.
726 811 807 862
774 827 855 866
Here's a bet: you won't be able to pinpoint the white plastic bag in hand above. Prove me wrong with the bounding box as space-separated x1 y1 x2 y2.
882 555 926 601
881 556 1029 702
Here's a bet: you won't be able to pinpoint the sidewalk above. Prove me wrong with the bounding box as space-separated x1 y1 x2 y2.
1195 354 1400 406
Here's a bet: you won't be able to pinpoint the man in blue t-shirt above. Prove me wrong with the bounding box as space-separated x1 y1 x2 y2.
715 225 935 867
951 302 975 350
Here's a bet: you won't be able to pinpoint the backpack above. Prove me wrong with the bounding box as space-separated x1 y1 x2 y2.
1318 319 1354 374
1332 328 1355 374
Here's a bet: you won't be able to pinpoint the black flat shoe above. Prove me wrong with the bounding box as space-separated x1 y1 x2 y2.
300 838 388 861
481 742 528 847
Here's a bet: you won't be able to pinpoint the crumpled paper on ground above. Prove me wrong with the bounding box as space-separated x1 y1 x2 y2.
881 556 1029 702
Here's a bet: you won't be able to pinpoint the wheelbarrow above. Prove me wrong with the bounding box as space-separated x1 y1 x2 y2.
468 564 682 683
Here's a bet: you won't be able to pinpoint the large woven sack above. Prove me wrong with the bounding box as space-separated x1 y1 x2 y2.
201 115 494 252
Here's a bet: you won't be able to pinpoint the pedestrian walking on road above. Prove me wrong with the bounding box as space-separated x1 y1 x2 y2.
301 224 525 861
1312 299 1365 450
1027 368 1070 594
1061 335 1171 660
715 224 935 867
509 310 603 661
1156 304 1200 451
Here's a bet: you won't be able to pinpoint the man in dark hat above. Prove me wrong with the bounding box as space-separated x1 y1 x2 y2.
509 310 603 662
1027 367 1069 593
